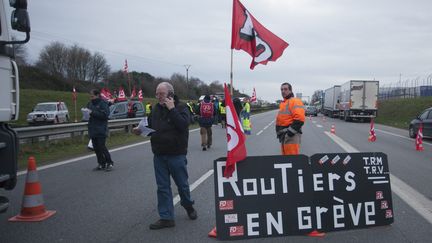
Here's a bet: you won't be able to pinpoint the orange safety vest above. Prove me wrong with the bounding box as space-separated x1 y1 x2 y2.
276 97 305 126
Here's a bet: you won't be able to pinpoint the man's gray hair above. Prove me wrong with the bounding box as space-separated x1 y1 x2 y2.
158 82 174 94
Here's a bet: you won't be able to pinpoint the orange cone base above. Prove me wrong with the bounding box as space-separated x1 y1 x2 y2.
307 230 325 237
208 227 217 238
9 210 56 222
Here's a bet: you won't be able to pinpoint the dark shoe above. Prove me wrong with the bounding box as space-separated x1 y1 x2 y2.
149 219 175 230
184 205 197 220
202 147 206 151
93 164 106 171
207 145 211 149
105 163 113 171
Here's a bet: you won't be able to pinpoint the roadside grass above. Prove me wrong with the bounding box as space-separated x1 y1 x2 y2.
375 97 432 129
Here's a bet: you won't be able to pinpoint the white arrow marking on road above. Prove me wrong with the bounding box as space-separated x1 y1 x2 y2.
325 131 432 225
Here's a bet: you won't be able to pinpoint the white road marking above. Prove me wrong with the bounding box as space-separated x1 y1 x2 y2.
256 119 275 136
173 169 214 205
316 124 323 128
325 131 432 225
375 128 432 146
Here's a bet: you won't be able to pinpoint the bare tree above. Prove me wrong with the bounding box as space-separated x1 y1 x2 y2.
65 44 91 81
36 41 68 78
88 52 110 83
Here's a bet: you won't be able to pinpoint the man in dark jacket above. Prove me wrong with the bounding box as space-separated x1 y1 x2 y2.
86 89 114 171
133 82 197 230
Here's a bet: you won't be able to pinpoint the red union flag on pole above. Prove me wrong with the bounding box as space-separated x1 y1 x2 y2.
231 0 289 69
138 89 143 102
130 86 136 99
224 83 247 177
123 59 128 74
72 86 77 101
250 87 257 102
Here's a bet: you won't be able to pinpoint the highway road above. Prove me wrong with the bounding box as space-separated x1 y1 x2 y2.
1 110 431 242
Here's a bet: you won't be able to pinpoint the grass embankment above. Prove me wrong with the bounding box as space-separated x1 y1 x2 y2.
375 97 432 129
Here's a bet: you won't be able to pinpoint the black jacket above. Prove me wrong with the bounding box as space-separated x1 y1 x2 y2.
87 98 110 138
148 98 190 155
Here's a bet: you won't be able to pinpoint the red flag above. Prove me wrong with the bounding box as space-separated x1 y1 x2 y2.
368 118 376 142
138 89 143 102
231 0 289 69
250 87 257 102
416 123 424 151
130 86 137 99
101 88 112 101
72 86 77 102
224 83 247 177
123 59 128 74
117 87 127 101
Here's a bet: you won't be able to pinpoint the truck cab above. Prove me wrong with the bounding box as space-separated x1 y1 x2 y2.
0 0 30 213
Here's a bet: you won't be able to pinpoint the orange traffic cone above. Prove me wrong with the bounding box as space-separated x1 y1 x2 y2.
307 230 326 237
208 227 217 238
415 124 424 151
9 157 56 222
330 124 335 134
368 118 377 142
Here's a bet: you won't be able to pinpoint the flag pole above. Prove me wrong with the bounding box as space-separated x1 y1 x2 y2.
74 98 77 123
230 49 234 95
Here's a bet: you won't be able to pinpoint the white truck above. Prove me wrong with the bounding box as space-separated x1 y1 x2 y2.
338 80 379 122
323 85 341 118
0 0 30 213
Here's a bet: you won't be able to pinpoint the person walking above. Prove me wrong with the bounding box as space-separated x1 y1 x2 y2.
198 95 214 151
133 82 197 230
86 89 114 171
275 82 305 155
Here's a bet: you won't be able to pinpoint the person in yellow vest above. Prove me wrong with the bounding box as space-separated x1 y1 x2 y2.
145 102 152 116
242 98 251 135
219 100 226 128
276 82 305 155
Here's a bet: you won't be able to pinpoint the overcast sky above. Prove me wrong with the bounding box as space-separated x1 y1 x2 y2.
14 0 432 102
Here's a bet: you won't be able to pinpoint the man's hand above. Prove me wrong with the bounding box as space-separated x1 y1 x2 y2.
165 97 175 110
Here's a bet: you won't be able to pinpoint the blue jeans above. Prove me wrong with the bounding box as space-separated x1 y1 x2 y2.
153 154 194 220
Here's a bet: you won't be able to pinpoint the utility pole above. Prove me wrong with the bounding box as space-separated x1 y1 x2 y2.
184 64 191 98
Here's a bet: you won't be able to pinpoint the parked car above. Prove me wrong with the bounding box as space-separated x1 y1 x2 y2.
409 107 432 138
27 102 70 125
305 106 318 116
109 100 145 119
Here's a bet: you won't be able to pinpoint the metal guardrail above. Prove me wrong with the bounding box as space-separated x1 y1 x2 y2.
13 106 278 144
14 118 143 143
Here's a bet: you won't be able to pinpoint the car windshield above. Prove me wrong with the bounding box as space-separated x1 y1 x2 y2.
34 104 57 112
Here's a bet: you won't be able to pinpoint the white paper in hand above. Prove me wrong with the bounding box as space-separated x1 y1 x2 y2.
137 118 155 136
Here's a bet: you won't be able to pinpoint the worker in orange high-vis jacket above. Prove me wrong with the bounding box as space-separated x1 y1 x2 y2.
276 82 305 155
